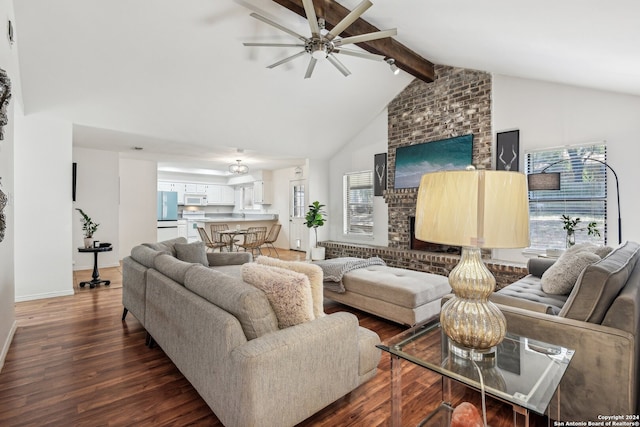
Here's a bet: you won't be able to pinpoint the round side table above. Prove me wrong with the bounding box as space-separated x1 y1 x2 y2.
77 245 113 288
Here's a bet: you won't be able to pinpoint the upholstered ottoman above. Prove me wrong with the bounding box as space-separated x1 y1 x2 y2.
323 264 451 326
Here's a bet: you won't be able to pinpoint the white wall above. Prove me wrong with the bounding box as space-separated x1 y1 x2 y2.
492 75 640 263
0 0 17 368
119 157 156 259
14 114 74 301
328 108 389 246
306 158 330 249
72 147 120 270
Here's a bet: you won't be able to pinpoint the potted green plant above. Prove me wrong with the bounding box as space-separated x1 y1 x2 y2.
561 214 600 248
76 208 99 248
304 201 327 260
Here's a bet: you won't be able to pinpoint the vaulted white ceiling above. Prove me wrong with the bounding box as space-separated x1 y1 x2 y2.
13 0 640 173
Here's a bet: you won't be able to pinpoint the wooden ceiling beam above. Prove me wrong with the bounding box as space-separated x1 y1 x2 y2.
271 0 435 83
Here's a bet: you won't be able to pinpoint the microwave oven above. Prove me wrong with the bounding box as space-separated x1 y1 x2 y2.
184 194 208 206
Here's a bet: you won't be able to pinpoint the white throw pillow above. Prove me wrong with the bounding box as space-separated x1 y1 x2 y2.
242 263 314 328
541 251 601 295
255 256 325 318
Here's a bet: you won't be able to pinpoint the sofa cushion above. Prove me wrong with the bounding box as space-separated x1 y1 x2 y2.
175 241 209 266
565 242 614 259
541 250 601 295
493 274 568 315
130 244 165 268
559 241 640 323
242 263 314 328
153 253 196 285
210 264 243 277
184 264 278 340
143 237 187 257
256 256 325 318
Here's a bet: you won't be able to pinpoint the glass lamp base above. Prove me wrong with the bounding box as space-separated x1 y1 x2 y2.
440 246 507 351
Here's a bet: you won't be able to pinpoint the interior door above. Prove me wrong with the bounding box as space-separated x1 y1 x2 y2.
289 179 308 251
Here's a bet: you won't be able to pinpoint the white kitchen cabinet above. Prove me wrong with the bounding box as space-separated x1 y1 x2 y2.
184 183 198 193
253 180 272 204
221 185 235 204
176 184 186 205
206 185 221 204
206 184 235 205
158 181 173 192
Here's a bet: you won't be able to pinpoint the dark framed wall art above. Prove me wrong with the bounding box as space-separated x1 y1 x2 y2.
374 153 387 196
496 130 520 171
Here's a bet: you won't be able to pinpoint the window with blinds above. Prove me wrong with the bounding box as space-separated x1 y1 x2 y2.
343 171 374 236
526 143 607 249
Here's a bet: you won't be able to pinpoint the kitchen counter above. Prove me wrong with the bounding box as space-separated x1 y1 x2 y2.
195 214 278 223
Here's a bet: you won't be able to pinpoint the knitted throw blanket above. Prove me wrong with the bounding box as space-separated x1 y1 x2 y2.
315 257 386 293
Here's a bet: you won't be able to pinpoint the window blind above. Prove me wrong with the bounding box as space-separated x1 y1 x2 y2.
343 171 374 235
526 143 607 249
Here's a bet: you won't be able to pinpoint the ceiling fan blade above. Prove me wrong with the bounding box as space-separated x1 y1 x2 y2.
304 57 318 79
244 42 306 47
249 12 308 42
333 48 385 61
326 0 372 41
326 54 351 77
267 51 307 68
302 0 320 38
334 28 397 46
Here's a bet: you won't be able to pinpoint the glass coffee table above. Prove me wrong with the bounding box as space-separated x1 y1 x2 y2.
377 320 574 427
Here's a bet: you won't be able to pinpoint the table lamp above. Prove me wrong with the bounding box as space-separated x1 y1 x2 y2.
416 167 530 351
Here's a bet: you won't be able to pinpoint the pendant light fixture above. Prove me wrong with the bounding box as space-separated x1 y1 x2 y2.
229 159 249 175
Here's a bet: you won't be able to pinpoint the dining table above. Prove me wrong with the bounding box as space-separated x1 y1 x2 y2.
218 228 249 252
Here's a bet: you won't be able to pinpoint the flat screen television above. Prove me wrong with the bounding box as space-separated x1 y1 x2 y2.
394 134 474 189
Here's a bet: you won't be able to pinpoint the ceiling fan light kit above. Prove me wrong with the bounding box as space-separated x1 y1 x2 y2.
243 0 397 79
386 58 400 75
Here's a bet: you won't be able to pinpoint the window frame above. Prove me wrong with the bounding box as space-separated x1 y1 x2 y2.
525 142 607 250
343 170 374 237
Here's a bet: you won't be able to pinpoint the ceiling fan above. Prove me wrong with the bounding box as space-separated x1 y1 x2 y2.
243 0 397 78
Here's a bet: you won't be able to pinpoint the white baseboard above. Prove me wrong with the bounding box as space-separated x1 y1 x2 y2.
15 289 75 302
0 321 17 372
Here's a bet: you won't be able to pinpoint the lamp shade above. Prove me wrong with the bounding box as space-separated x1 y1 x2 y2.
527 172 561 191
415 169 530 249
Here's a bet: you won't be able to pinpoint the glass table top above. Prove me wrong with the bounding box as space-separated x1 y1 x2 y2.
377 320 574 415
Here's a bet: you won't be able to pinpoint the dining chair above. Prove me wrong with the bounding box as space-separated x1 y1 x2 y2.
210 224 238 251
197 227 226 252
237 228 266 257
261 223 282 257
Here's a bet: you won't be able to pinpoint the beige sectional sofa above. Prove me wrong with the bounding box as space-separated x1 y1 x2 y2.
487 241 640 421
122 237 381 427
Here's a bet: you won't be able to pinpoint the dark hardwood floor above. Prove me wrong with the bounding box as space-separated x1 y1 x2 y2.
0 248 549 426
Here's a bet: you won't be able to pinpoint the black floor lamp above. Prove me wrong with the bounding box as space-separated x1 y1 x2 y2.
527 157 622 244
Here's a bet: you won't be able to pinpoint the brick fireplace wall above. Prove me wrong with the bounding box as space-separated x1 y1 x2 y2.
321 64 528 286
386 64 493 250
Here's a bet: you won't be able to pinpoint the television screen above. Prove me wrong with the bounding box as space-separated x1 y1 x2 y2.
394 134 473 189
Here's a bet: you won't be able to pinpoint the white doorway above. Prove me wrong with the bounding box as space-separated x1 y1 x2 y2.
289 179 308 251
